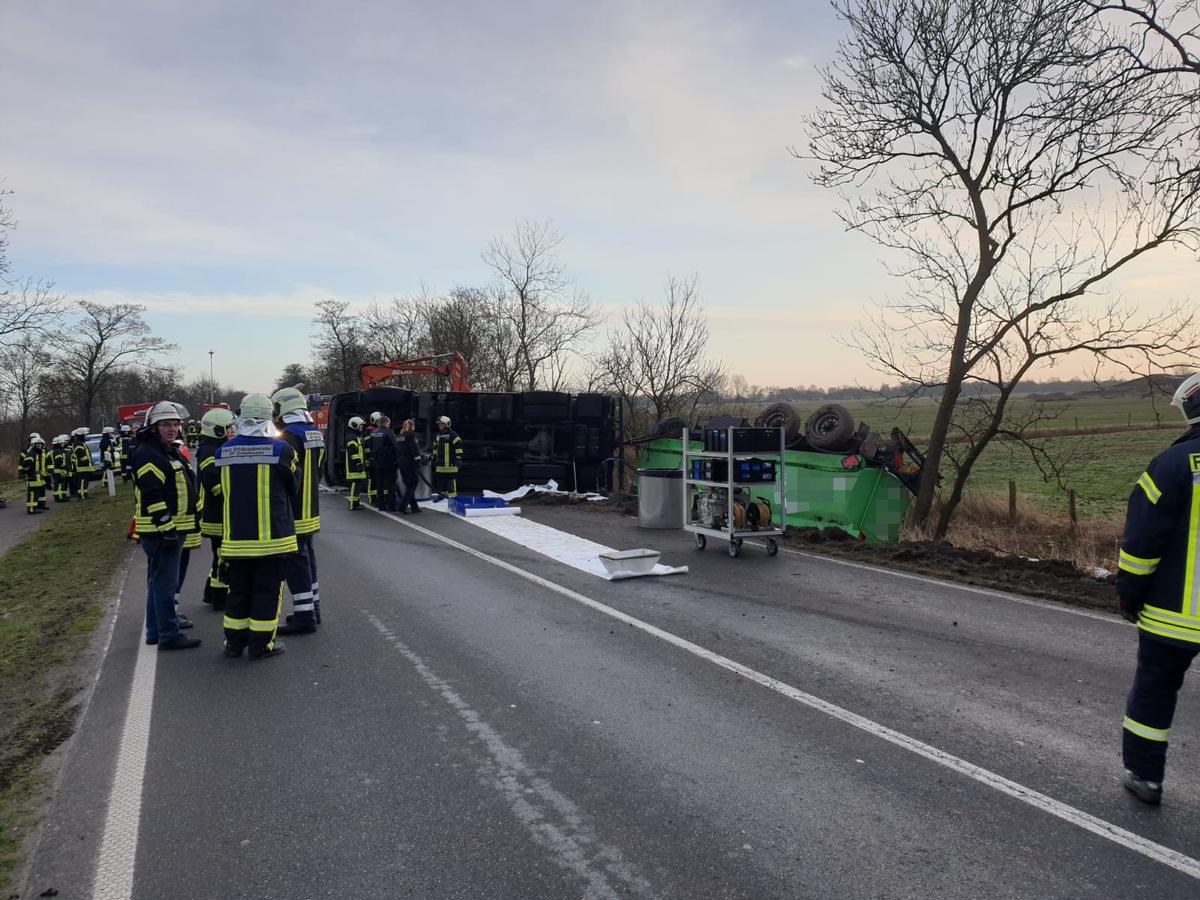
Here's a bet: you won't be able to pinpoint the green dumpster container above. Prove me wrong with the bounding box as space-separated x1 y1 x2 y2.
635 437 910 544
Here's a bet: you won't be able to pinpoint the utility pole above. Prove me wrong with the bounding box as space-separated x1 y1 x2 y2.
208 349 215 404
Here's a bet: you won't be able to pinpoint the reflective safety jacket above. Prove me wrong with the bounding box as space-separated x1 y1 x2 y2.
19 447 48 485
119 435 134 473
131 436 198 536
433 428 462 473
99 434 115 468
345 434 366 481
1117 425 1200 646
281 421 325 534
72 438 96 474
196 435 226 536
215 435 298 558
51 445 70 476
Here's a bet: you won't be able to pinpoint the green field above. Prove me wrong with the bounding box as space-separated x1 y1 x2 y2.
725 395 1180 521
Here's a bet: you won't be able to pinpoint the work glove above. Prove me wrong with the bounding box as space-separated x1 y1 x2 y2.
1118 595 1143 624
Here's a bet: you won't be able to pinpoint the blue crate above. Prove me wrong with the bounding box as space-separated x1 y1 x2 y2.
448 495 509 516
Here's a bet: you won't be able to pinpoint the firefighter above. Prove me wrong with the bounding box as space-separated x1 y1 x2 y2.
131 401 201 650
344 416 367 510
369 415 401 511
215 392 298 660
70 427 95 499
363 411 382 507
196 407 236 609
272 387 325 635
185 417 201 449
19 433 48 514
51 435 71 502
1116 372 1200 804
118 423 135 483
99 426 117 470
432 415 462 498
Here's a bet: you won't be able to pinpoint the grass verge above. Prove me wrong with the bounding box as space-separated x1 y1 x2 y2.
0 483 133 897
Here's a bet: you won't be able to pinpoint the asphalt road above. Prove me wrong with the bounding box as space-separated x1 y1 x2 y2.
22 498 1200 899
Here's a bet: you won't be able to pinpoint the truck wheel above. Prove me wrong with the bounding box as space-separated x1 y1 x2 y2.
754 403 800 444
805 404 855 452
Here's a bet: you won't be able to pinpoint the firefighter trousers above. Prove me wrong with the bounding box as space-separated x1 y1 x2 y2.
204 536 228 608
224 556 285 655
1123 631 1199 782
25 479 45 513
283 533 320 623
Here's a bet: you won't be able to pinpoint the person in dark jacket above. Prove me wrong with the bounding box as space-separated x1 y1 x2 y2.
18 433 48 514
1116 372 1200 804
215 393 297 660
118 423 135 483
70 427 95 499
50 435 71 502
397 418 422 513
273 387 325 635
196 407 237 610
370 415 401 512
131 402 201 651
344 416 367 510
432 415 462 498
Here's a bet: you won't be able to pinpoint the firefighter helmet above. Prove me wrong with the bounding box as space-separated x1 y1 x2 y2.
437 416 451 427
119 423 131 434
271 387 307 418
348 416 365 431
239 392 274 420
54 434 68 445
29 432 43 445
1172 373 1200 425
146 401 183 426
102 426 114 435
370 411 383 424
201 407 237 439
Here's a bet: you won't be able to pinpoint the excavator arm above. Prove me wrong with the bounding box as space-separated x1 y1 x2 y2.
360 351 470 392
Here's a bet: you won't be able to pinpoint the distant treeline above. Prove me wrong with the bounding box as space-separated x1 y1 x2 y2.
732 375 1184 403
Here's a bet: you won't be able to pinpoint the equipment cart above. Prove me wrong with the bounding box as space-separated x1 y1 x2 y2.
681 426 786 558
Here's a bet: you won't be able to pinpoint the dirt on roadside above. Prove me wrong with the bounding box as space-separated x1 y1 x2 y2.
517 491 1118 613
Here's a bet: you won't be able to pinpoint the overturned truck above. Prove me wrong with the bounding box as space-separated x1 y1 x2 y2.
323 385 620 495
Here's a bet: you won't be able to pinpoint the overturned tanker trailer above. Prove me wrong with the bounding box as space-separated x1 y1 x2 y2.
323 382 621 495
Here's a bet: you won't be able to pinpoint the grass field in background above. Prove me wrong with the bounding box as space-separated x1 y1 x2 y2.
726 395 1178 520
0 485 132 897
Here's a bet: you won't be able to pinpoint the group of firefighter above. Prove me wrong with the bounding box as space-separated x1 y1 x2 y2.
341 411 463 512
128 390 325 657
17 424 136 513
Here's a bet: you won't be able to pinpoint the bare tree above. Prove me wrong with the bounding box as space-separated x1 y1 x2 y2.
311 300 370 394
0 331 52 448
52 301 178 425
275 363 314 394
1089 1 1200 75
803 0 1200 536
595 274 726 436
482 220 601 391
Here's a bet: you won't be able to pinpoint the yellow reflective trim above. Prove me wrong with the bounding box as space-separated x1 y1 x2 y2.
138 463 166 483
223 616 250 629
257 465 269 542
1137 472 1161 505
199 457 214 470
248 620 280 632
1138 618 1200 645
1189 475 1200 617
146 501 168 514
1191 453 1200 473
1118 550 1160 575
220 537 299 558
1123 716 1169 742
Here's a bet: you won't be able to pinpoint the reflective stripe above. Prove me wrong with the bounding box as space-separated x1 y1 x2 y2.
220 536 299 558
1118 550 1160 576
146 501 168 514
1138 472 1162 505
291 602 316 612
1189 473 1200 617
138 463 165 483
257 466 270 542
1123 716 1170 742
223 616 250 630
249 619 280 632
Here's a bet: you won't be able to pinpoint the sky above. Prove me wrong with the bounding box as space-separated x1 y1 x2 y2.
2 0 1197 394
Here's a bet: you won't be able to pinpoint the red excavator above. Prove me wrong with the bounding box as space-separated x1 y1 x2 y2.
360 351 470 392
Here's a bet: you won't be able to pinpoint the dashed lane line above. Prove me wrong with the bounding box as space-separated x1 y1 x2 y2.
372 506 1200 882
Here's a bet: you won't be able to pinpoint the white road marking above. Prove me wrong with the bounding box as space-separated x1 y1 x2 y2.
367 614 654 900
375 507 1200 881
91 625 157 900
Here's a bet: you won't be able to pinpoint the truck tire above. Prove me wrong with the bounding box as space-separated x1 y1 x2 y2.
805 404 855 452
754 403 800 444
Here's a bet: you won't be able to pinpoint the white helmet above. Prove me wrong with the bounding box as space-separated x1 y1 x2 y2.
200 407 238 439
146 401 183 427
348 416 365 431
370 411 383 424
239 392 274 420
437 416 451 427
119 423 132 434
29 432 43 444
72 426 88 437
1172 373 1200 425
102 426 115 434
54 434 69 445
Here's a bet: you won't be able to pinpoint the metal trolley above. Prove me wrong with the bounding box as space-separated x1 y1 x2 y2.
681 426 786 558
